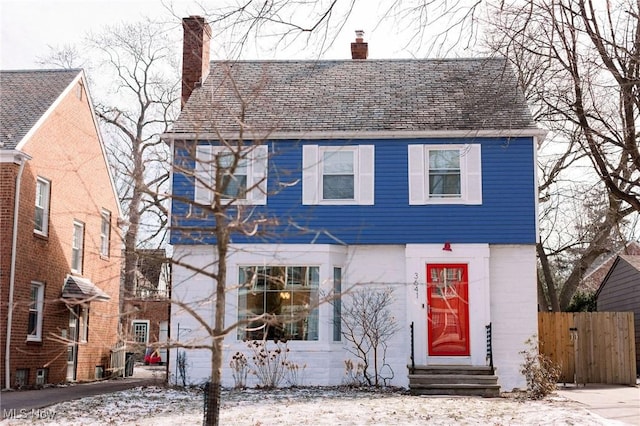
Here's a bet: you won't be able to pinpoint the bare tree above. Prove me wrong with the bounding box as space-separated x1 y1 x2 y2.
168 68 283 422
340 287 400 387
36 44 86 69
199 0 487 58
84 19 180 308
484 0 639 310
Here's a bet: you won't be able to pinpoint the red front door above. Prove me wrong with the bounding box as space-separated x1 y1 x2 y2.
427 264 470 356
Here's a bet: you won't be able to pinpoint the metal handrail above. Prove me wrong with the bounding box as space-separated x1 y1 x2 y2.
486 323 494 372
410 321 415 373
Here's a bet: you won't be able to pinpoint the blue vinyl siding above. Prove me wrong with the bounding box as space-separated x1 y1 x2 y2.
171 137 536 245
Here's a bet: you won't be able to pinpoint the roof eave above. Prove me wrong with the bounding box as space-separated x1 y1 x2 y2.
162 128 547 141
0 149 32 164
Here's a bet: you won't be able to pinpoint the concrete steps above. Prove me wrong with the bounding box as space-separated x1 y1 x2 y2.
408 365 500 397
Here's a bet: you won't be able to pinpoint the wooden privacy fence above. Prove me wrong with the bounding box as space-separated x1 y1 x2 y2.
538 312 636 385
110 342 126 378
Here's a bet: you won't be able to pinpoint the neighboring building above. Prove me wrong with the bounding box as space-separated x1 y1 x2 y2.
595 255 640 373
0 69 122 388
581 241 640 292
125 249 171 364
166 17 543 392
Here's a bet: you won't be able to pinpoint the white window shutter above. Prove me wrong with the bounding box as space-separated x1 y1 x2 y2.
302 145 319 205
358 145 375 205
465 144 482 205
194 145 212 205
249 145 268 205
408 145 425 205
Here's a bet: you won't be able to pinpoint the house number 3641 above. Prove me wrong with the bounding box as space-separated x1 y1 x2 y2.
413 272 420 299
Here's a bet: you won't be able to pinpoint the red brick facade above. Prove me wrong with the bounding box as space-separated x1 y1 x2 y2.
181 15 211 109
0 75 121 387
126 298 170 358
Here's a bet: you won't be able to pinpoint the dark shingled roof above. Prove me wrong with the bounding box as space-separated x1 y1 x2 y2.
0 69 81 149
172 58 537 137
62 275 111 302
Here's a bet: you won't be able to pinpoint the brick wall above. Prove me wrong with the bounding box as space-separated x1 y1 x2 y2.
0 162 19 386
1 77 122 387
126 298 170 357
181 16 211 108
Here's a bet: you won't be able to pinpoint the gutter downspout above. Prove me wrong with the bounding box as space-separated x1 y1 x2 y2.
4 152 29 390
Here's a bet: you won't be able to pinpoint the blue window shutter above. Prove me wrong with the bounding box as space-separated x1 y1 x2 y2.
249 145 268 205
408 144 425 205
302 145 319 205
465 144 482 205
358 145 375 205
194 145 212 205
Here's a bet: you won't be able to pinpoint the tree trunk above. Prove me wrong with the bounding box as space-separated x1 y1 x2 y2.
205 195 229 425
537 275 550 312
536 242 560 311
205 339 223 426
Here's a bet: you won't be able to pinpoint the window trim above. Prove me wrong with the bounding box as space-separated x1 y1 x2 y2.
27 282 44 342
132 320 150 344
100 209 111 258
194 144 268 206
71 220 85 274
408 144 482 205
34 177 51 236
302 144 374 205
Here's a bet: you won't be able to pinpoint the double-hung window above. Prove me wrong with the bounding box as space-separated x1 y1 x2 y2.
34 177 51 235
28 282 44 341
302 145 374 205
71 221 85 273
429 150 461 198
218 151 248 199
194 144 268 205
408 144 482 205
322 150 355 199
238 266 319 341
332 267 342 342
100 210 111 258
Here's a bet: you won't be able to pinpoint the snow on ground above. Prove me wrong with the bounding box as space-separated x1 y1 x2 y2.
2 385 624 426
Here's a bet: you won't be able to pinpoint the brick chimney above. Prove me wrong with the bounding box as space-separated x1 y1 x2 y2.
351 30 368 60
181 16 211 109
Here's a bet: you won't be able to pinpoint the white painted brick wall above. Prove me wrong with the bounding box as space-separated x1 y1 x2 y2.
170 243 537 391
489 244 538 391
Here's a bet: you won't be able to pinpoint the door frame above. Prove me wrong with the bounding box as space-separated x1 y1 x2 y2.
66 306 79 381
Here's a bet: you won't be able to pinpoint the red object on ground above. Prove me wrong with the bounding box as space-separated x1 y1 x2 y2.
144 348 161 365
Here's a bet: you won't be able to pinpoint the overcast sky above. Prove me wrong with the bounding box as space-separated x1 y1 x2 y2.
1 0 201 69
1 0 477 70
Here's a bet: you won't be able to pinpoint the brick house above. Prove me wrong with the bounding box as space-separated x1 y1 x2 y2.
0 69 122 388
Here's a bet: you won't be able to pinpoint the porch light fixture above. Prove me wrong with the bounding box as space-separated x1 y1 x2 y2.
442 242 452 252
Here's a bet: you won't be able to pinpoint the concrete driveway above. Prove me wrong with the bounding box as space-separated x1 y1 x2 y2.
556 383 640 425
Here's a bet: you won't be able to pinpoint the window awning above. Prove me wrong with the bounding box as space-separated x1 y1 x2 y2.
62 275 111 302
